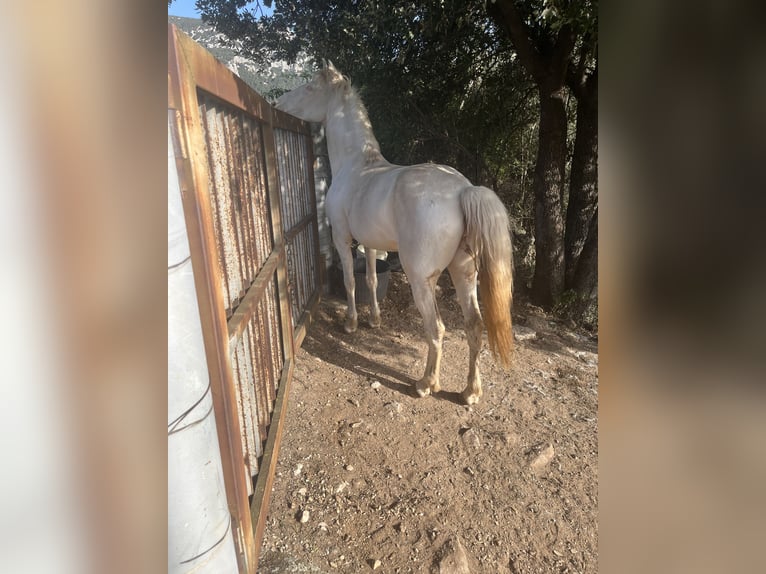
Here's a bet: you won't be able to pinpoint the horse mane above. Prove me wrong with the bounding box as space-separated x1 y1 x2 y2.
348 88 385 165
324 68 385 166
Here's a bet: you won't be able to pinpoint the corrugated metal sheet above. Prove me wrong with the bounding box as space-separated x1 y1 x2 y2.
229 274 283 487
198 92 274 318
275 128 319 325
192 100 319 490
196 92 298 488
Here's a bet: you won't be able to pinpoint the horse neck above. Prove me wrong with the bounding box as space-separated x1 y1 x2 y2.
325 89 384 174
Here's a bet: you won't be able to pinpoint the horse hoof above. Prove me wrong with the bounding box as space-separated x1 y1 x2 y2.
369 316 381 329
461 391 481 405
344 318 358 333
431 382 441 394
415 380 431 398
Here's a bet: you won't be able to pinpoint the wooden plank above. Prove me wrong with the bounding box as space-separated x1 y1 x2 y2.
293 290 321 350
168 24 256 573
227 249 283 345
249 355 295 572
175 26 271 123
284 212 316 243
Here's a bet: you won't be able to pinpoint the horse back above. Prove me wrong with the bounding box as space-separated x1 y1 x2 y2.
339 162 470 254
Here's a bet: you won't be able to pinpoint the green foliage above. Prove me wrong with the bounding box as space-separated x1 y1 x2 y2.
533 0 598 37
195 1 597 318
197 1 539 196
193 0 542 288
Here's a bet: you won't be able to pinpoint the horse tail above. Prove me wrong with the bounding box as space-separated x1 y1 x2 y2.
460 186 514 367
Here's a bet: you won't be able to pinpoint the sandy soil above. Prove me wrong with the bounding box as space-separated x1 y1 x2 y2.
257 269 598 573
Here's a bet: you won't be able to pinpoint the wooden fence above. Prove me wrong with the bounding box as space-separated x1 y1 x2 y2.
168 24 321 572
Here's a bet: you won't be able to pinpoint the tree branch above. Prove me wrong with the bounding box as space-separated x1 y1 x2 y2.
566 32 595 98
486 0 546 81
551 23 576 85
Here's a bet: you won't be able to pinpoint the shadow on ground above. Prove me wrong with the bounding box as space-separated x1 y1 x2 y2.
301 306 466 406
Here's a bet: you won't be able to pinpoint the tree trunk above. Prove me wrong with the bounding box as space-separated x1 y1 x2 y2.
531 82 568 307
565 74 598 288
486 0 575 309
571 207 598 324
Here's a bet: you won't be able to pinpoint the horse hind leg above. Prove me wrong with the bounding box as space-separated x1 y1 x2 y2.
448 255 485 405
409 271 445 397
364 247 381 328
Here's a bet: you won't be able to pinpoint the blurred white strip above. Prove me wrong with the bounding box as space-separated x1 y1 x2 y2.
0 15 86 574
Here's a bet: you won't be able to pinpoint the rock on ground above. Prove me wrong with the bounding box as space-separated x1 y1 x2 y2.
529 443 555 471
434 537 472 574
513 325 537 341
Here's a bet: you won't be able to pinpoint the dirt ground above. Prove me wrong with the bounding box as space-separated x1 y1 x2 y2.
257 269 598 573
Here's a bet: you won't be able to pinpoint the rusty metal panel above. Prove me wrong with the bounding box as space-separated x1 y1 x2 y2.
241 117 274 272
198 92 275 318
275 127 320 327
230 327 260 495
200 101 243 310
228 270 285 486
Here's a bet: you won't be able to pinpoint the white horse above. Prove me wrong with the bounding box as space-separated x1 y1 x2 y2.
276 62 513 404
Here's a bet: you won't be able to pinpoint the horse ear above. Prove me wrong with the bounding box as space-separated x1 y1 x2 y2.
327 60 337 71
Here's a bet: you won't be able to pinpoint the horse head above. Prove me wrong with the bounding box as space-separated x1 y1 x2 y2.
275 61 349 123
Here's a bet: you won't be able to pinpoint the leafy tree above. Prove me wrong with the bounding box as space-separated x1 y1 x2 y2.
195 0 597 322
488 0 597 311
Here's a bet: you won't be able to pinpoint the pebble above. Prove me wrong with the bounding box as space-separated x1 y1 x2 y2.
460 428 482 452
503 432 520 447
345 464 355 472
513 325 537 341
299 510 310 523
293 463 303 476
371 558 382 570
529 443 555 470
436 537 471 573
370 381 381 390
335 481 349 493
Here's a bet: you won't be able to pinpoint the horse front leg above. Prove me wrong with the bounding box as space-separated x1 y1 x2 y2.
364 247 381 328
334 234 358 333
